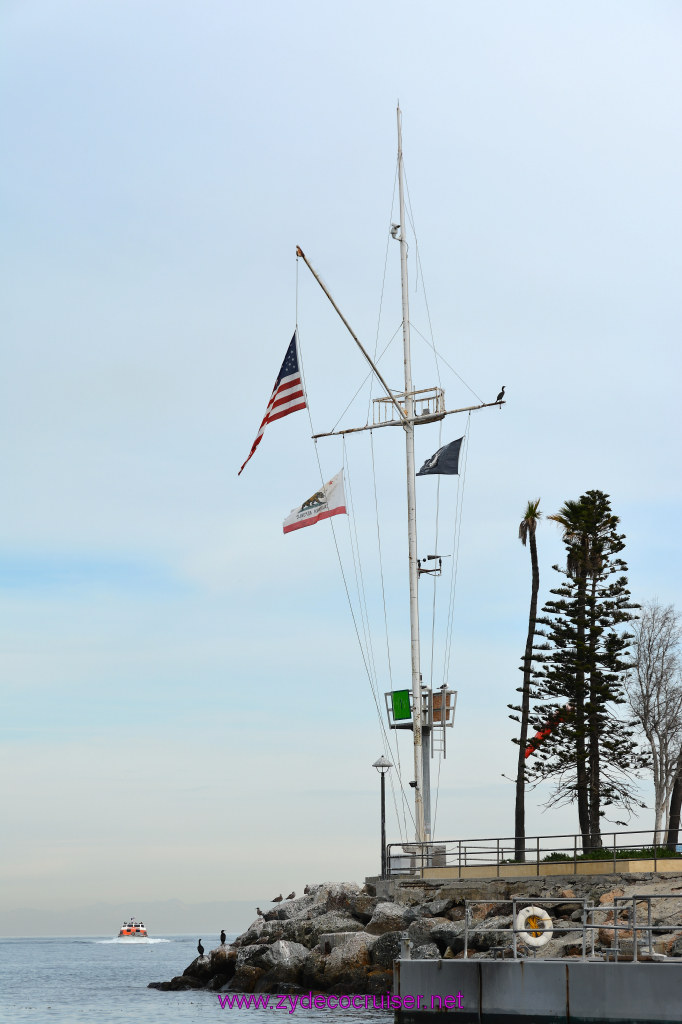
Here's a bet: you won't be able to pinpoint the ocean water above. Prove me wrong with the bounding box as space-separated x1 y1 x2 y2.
0 935 391 1024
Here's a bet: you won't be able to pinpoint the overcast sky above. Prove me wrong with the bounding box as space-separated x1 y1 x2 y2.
2 0 681 934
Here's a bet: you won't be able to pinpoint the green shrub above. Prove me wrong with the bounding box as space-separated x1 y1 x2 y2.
541 847 682 863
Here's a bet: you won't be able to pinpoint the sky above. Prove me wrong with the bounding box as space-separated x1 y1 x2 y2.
2 0 681 934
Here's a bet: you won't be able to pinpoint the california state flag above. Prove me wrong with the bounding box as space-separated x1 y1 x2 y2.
283 470 347 534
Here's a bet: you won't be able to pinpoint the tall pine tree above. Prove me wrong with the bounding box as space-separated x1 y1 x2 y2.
527 490 642 849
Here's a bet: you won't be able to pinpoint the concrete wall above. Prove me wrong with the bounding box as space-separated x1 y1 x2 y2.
394 958 682 1024
420 859 682 881
368 868 682 903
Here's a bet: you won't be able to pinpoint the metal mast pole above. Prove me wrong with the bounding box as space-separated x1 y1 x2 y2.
397 106 426 844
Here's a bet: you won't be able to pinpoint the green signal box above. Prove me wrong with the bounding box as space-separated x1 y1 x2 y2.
391 689 412 721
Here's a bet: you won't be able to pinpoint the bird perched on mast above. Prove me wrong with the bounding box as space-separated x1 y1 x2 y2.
496 386 506 404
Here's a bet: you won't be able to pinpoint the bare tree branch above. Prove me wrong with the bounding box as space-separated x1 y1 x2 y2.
625 600 682 836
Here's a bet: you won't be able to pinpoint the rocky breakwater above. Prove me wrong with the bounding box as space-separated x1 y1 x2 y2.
148 881 518 995
148 874 682 996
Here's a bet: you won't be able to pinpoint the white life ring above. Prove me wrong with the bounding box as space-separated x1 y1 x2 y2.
516 905 553 947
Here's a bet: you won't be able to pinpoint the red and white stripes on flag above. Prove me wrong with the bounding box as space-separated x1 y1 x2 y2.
238 332 307 475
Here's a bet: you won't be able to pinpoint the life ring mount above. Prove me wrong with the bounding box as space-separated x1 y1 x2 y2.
516 905 553 948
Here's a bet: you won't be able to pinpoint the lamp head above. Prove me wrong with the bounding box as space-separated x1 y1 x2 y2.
372 755 393 775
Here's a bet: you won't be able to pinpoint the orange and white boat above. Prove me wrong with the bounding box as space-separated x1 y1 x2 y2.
118 917 148 938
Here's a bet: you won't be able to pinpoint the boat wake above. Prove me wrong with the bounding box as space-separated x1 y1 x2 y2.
96 937 170 944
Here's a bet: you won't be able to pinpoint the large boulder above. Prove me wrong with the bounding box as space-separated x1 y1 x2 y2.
307 911 364 945
324 933 375 986
182 955 214 982
300 948 327 989
428 920 466 956
371 930 403 969
313 882 364 906
466 915 514 953
366 970 394 995
205 947 237 989
266 896 316 921
234 920 267 947
321 883 378 923
230 964 266 993
418 899 454 918
413 942 440 959
407 915 452 947
234 944 271 970
259 940 309 986
366 901 415 935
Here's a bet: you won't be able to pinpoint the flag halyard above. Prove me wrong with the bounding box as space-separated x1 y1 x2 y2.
238 332 307 475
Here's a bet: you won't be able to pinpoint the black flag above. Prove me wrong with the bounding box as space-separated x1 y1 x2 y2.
417 437 463 476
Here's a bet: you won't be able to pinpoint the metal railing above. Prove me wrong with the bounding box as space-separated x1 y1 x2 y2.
386 828 682 878
459 895 682 962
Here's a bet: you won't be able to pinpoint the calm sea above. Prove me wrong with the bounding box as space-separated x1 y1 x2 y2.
0 935 391 1024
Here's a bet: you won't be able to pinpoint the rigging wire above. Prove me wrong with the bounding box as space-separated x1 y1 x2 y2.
302 413 409 838
403 164 485 406
409 323 485 405
351 159 416 841
431 416 471 835
297 258 413 840
369 431 411 840
366 159 399 420
344 438 414 838
404 162 463 831
330 161 400 437
442 413 472 690
330 325 403 434
428 418 443 688
295 154 480 845
403 168 442 391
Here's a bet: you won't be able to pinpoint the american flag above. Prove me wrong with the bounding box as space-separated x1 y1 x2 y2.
238 332 307 475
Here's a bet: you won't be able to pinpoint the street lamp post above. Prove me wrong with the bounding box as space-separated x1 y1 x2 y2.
372 756 393 879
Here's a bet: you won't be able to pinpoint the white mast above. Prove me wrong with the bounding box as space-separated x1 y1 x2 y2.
296 110 504 857
397 106 427 844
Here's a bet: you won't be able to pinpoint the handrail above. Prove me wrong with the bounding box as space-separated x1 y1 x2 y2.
386 828 681 878
458 895 682 962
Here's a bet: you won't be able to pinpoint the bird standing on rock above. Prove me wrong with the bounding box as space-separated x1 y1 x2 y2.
272 894 283 903
197 939 204 957
286 891 295 900
256 907 264 917
303 884 310 895
496 386 506 404
220 929 226 945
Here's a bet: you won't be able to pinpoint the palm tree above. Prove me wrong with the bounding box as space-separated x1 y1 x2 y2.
514 498 541 862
